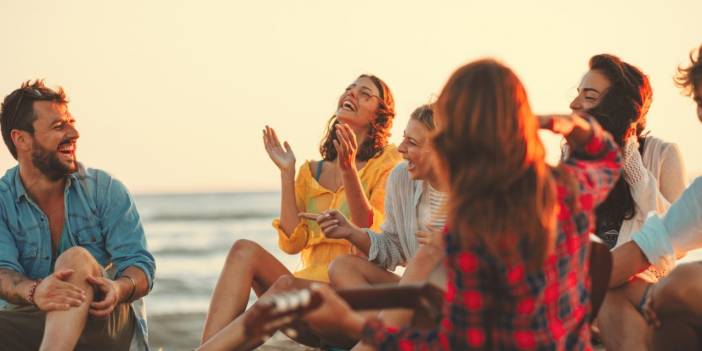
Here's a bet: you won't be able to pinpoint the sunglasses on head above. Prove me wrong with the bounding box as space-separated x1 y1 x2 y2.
7 87 51 122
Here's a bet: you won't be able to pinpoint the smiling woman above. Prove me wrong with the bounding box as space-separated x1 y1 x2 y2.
197 74 402 350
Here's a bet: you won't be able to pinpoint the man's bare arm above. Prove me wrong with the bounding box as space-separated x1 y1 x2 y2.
0 268 33 305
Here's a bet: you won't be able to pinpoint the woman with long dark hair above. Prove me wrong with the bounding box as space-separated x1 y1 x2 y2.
604 44 702 351
573 55 687 350
300 59 622 350
570 55 686 252
198 75 401 350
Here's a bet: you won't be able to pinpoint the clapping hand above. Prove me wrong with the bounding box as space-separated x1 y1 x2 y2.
333 123 358 173
263 125 296 173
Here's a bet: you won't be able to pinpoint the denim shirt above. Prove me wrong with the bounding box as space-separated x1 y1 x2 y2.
0 164 156 351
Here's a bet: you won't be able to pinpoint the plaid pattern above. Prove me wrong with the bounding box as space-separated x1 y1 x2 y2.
361 121 622 350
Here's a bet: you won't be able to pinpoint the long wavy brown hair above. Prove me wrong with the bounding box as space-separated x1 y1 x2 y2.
432 59 558 269
319 74 395 161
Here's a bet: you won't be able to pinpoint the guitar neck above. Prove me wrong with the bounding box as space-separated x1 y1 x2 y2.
338 283 443 310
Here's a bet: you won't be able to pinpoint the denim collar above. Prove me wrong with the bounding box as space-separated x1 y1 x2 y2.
11 165 78 204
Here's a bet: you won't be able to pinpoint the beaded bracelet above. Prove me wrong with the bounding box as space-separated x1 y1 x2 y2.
120 275 137 302
27 279 41 306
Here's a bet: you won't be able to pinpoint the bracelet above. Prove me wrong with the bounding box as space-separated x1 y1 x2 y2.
27 279 41 306
120 275 137 302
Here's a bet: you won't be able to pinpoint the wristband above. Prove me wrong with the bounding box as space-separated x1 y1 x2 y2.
120 275 137 302
27 279 41 307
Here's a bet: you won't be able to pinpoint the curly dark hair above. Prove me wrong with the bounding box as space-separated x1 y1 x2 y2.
674 44 702 96
319 74 395 162
0 80 68 159
585 54 653 243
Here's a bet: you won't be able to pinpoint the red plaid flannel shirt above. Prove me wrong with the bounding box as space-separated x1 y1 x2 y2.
361 120 622 350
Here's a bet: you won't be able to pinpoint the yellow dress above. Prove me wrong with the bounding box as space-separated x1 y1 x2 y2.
272 145 401 282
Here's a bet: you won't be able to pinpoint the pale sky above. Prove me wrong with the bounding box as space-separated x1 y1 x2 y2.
1 0 700 193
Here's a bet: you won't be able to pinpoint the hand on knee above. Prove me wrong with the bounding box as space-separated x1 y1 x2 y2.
33 270 87 312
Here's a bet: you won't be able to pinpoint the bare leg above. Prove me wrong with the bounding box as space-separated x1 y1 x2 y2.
328 255 400 289
41 247 101 351
201 239 292 343
649 262 702 350
597 279 649 351
199 275 317 351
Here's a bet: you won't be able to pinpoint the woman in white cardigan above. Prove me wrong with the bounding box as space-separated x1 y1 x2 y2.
570 54 688 350
302 105 448 334
609 44 702 351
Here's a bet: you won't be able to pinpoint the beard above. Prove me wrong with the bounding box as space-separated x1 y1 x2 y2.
31 141 76 181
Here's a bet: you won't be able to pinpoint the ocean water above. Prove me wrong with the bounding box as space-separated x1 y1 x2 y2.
136 191 702 320
135 191 301 318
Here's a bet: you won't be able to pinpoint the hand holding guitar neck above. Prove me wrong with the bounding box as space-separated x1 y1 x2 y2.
239 282 444 349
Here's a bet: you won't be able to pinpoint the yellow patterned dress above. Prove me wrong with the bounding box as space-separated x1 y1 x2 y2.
272 144 401 282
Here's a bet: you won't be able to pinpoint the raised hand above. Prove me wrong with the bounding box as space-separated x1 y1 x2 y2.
537 113 594 147
86 275 122 318
263 125 296 173
333 123 358 174
33 269 86 311
299 209 359 239
538 114 580 136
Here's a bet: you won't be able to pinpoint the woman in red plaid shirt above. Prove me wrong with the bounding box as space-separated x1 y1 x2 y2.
304 59 622 350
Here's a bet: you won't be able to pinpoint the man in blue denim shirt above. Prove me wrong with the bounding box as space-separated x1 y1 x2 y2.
0 80 155 351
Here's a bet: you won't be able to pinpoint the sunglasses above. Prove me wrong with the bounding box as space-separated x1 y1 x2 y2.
7 88 49 123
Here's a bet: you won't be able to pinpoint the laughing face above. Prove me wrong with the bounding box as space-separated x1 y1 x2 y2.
398 119 434 181
29 101 80 180
335 76 381 129
570 69 611 115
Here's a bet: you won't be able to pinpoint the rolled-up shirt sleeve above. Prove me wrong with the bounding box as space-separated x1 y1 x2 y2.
0 212 22 274
99 175 156 290
632 177 702 275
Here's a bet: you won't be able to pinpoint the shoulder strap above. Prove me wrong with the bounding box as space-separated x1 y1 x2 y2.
315 161 323 181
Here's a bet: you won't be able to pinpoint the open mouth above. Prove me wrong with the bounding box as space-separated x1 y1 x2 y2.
340 99 356 112
57 142 76 155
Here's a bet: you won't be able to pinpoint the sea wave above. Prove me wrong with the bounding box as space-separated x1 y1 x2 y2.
144 211 276 222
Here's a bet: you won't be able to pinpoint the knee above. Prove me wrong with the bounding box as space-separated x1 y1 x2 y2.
55 247 99 274
226 239 263 264
328 255 360 286
268 274 296 294
655 263 702 314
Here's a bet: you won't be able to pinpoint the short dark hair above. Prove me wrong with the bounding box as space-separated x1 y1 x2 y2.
675 44 702 96
0 80 68 159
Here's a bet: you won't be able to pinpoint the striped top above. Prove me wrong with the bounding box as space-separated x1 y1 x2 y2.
417 183 448 232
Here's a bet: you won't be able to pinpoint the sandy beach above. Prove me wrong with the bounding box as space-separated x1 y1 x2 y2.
150 312 205 351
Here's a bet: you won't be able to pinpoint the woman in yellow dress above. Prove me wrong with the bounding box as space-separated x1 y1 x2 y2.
199 74 401 349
